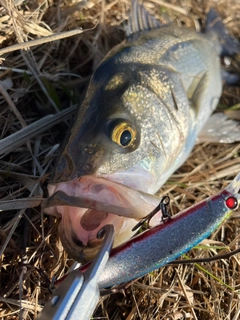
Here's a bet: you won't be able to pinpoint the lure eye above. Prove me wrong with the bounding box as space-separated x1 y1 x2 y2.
225 196 238 210
111 122 137 148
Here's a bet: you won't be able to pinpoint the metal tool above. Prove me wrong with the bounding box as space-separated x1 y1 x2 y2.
38 224 115 320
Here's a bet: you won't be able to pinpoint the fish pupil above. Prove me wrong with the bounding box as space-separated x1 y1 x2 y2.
120 130 132 146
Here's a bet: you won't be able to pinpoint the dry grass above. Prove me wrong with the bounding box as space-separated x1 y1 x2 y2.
0 0 240 319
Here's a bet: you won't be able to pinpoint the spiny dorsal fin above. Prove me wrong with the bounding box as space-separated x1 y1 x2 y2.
126 0 161 36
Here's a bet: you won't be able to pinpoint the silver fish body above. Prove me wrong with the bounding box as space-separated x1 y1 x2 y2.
54 25 222 191
45 8 225 262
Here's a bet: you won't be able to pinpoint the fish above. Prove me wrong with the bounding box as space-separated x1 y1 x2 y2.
43 1 239 263
55 173 240 288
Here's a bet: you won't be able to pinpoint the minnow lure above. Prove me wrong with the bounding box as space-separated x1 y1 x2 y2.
56 173 240 289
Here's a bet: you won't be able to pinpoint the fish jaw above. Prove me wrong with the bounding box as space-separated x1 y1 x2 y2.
44 175 162 262
57 206 136 263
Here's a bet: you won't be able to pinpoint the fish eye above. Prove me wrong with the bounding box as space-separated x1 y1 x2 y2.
106 120 137 148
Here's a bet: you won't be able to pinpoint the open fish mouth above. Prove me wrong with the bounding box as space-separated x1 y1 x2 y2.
43 175 162 262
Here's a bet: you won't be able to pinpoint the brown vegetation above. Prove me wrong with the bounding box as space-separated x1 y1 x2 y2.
0 0 240 319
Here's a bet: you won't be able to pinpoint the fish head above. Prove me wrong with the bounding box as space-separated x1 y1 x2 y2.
52 72 141 183
46 58 168 262
52 57 169 190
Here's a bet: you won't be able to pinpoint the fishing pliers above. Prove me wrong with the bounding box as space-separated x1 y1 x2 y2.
38 224 115 320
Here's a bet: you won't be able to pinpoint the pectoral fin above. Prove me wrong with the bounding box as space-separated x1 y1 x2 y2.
197 113 240 143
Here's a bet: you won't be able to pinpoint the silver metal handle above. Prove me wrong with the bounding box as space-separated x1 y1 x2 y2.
38 225 115 320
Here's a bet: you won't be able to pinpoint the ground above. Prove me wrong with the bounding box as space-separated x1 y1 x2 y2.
0 0 240 319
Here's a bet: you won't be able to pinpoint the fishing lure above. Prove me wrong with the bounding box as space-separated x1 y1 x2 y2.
56 173 240 289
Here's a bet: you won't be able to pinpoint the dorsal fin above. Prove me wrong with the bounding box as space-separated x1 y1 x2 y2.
126 0 161 36
205 8 239 56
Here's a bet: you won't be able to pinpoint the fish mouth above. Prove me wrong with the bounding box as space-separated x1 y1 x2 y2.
43 175 162 262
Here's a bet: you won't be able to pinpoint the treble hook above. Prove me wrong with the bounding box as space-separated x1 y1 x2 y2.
132 195 171 231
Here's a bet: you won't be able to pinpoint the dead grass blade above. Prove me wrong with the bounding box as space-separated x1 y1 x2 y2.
0 105 76 156
0 197 43 211
0 28 94 56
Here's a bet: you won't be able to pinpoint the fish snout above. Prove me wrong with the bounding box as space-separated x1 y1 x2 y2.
51 144 105 183
51 153 74 183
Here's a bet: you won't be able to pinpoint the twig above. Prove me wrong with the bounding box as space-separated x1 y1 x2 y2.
0 80 27 128
150 0 188 16
170 247 240 265
0 28 95 56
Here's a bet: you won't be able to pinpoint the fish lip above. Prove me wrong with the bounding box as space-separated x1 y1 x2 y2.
43 175 162 262
44 175 161 219
43 176 138 261
57 218 101 263
56 205 132 262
